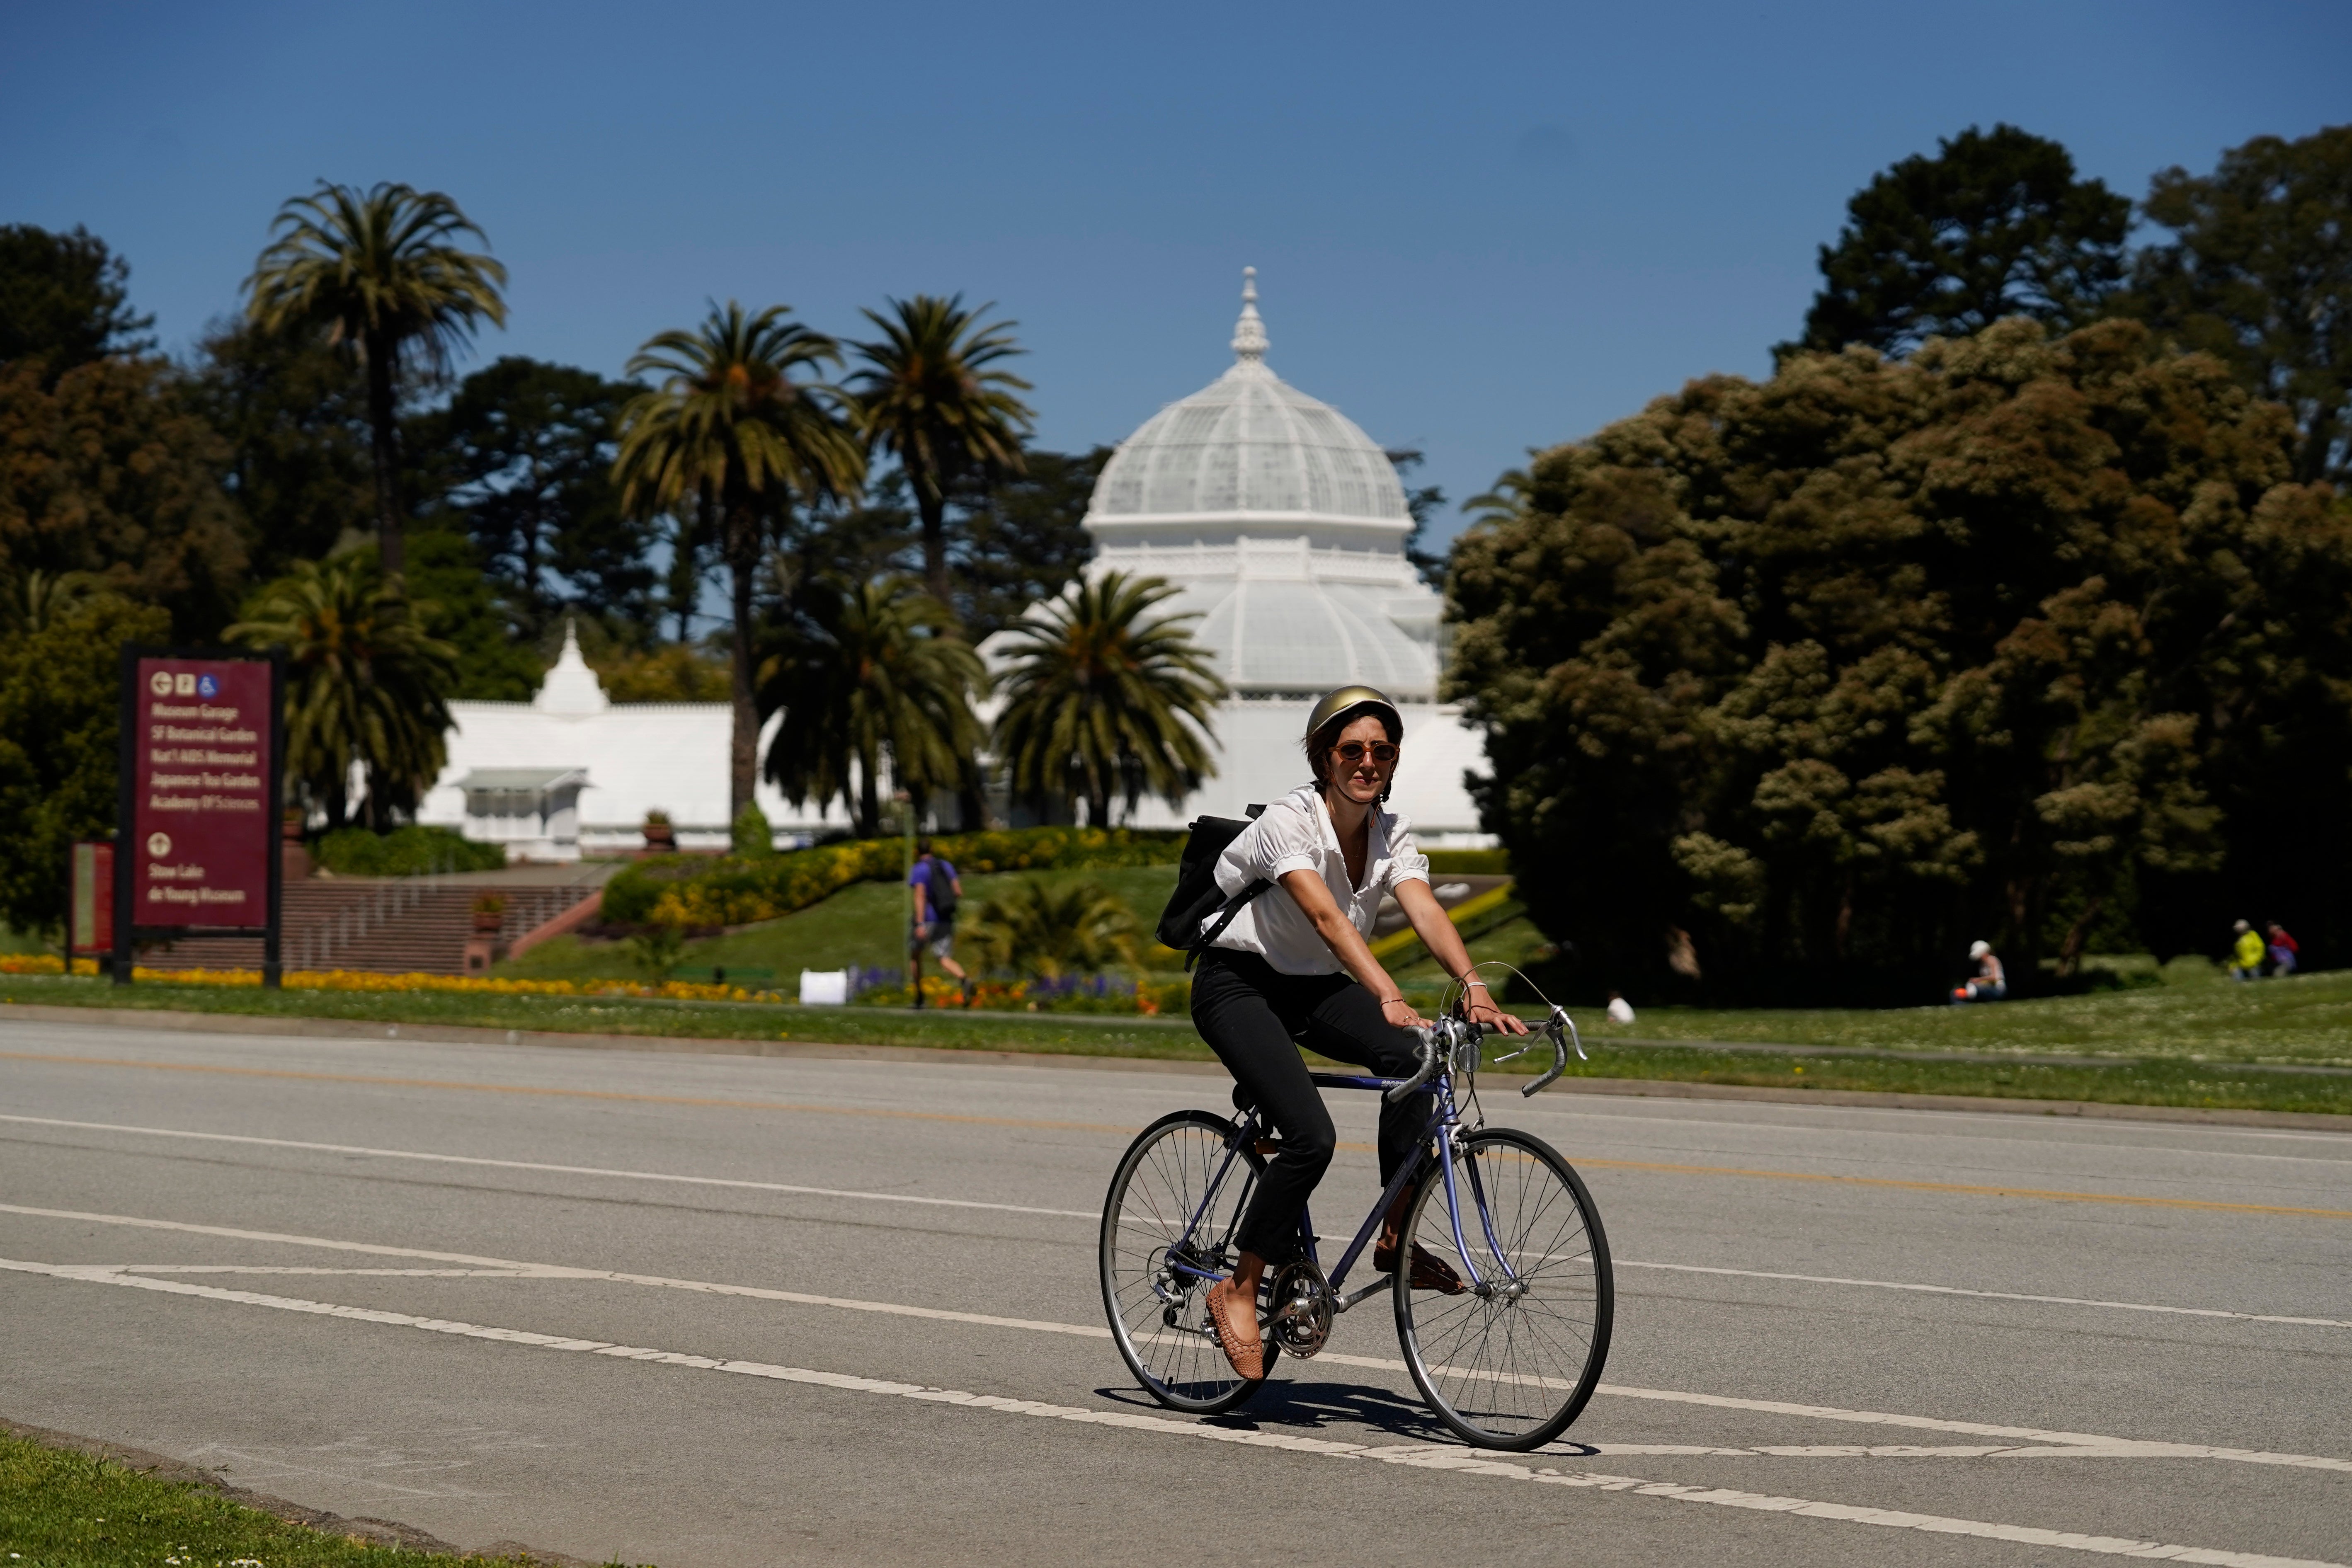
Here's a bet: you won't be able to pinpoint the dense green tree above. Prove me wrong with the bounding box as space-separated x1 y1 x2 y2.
0 356 247 639
402 527 541 700
927 444 1104 640
2122 125 2352 485
415 356 653 635
187 319 377 578
228 556 459 830
0 225 153 380
1791 124 2132 357
244 182 508 577
991 571 1224 827
761 576 985 837
1450 318 2352 998
849 296 1034 605
0 593 172 936
614 302 865 815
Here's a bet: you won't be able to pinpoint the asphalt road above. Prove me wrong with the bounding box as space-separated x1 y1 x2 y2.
2 1015 2347 1568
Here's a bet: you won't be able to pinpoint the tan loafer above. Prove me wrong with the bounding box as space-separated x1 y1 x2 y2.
1205 1277 1265 1380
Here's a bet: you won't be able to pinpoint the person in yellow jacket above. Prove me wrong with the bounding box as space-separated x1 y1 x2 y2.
2229 919 2265 981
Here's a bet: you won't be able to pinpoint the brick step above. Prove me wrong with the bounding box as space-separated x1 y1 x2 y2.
143 882 595 977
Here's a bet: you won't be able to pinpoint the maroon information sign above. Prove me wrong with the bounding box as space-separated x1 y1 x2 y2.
131 657 273 924
115 646 285 986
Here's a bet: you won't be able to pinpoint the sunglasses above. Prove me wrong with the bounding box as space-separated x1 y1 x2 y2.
1331 742 1400 765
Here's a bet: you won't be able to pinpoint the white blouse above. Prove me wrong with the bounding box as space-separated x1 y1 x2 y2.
1205 784 1432 976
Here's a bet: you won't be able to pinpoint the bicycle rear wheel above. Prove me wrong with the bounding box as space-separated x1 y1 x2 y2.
1394 1127 1612 1449
1100 1109 1278 1413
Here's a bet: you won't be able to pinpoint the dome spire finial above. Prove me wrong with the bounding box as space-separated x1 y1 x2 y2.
1231 265 1269 363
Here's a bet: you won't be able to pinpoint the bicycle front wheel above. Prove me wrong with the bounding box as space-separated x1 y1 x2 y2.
1394 1127 1612 1449
1100 1109 1277 1413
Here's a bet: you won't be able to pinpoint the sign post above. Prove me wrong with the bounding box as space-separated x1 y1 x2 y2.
68 841 114 971
114 647 286 988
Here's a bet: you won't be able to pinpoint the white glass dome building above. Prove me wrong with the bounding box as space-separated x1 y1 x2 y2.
1012 270 1489 837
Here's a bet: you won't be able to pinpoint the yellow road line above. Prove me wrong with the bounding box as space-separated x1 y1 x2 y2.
0 1050 1131 1135
8 1049 2348 1221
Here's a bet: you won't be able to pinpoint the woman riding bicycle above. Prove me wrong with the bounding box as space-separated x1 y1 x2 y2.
1194 685 1526 1381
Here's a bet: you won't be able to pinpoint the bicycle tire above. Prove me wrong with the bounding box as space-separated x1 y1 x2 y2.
1393 1126 1612 1449
1100 1108 1278 1413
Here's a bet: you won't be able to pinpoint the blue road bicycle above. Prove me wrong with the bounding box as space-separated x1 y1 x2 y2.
1098 978 1614 1450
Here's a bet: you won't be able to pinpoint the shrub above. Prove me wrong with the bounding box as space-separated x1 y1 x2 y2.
731 802 776 858
962 878 1140 979
314 824 505 876
600 824 1183 927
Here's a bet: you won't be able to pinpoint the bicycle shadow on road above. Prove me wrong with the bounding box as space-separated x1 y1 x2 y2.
1093 1378 1457 1444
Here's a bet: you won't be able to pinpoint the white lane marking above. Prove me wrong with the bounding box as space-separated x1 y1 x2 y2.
122 1266 541 1278
0 1113 1094 1219
7 1202 2348 1477
0 1258 2337 1568
10 1114 2341 1332
1616 1260 2352 1330
0 1202 1111 1340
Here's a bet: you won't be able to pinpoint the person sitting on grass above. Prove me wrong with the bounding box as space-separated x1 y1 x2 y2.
1949 940 2005 1004
2265 922 2299 978
2230 920 2265 982
908 839 972 1006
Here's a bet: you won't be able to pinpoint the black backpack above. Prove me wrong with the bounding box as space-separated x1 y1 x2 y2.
918 858 957 921
1156 806 1270 965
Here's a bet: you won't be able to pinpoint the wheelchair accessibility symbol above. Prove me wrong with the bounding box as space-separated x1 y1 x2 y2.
196 674 218 698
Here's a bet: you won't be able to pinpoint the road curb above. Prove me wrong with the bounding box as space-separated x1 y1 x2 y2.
2 1000 2345 1131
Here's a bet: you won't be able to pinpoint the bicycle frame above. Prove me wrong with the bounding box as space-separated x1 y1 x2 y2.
1165 1061 1515 1314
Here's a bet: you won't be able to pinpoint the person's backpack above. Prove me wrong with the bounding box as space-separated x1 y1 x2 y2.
1155 806 1270 966
921 858 958 921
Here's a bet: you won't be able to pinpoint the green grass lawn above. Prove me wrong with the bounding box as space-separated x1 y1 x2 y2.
8 965 2348 1115
1579 964 2352 1067
0 1430 640 1568
502 865 1184 984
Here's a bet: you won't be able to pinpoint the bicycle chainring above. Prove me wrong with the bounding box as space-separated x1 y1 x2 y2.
1268 1259 1334 1357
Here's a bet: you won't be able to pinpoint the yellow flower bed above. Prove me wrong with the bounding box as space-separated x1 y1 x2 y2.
0 952 781 1003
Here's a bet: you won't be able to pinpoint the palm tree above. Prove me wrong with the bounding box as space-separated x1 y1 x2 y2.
2 569 99 635
228 557 458 831
848 295 1034 605
762 577 985 837
613 302 864 816
243 182 507 577
992 571 1225 826
962 879 1140 980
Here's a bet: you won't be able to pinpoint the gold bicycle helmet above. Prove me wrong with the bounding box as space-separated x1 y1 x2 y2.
1305 685 1404 742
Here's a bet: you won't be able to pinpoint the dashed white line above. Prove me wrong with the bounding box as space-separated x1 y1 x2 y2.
9 1115 2342 1330
6 1202 2348 1476
0 1113 1094 1219
0 1256 2337 1568
1616 1260 2352 1330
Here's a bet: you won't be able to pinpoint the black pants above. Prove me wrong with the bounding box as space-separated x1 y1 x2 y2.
1190 947 1427 1261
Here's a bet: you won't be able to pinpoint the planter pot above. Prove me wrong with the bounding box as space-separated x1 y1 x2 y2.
471 911 504 934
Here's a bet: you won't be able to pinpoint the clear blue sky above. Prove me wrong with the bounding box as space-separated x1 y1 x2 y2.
4 1 2345 549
